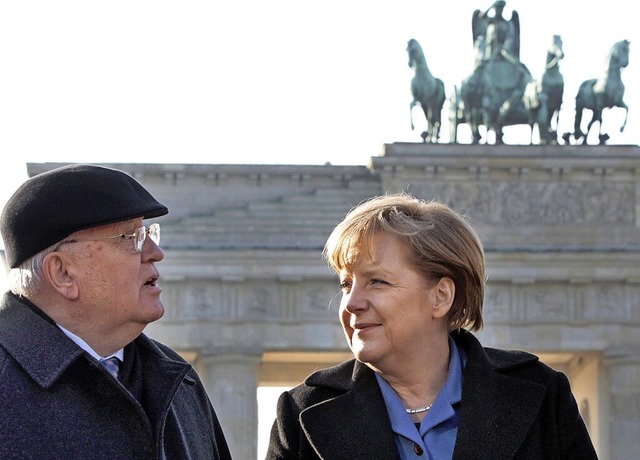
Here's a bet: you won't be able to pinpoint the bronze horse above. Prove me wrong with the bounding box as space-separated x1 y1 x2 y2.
564 39 630 145
407 39 446 143
523 35 565 144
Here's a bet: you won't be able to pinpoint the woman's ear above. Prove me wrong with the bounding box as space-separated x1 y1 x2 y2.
432 277 455 319
43 252 79 300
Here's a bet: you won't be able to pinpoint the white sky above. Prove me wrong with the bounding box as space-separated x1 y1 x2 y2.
0 2 635 455
0 1 637 211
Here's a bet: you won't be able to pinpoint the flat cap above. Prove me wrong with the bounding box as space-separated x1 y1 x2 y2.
1 164 169 268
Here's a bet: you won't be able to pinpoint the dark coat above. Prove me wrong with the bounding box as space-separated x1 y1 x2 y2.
266 330 598 460
0 292 232 460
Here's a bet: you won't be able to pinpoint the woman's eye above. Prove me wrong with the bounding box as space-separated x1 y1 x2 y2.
371 278 387 285
339 281 352 292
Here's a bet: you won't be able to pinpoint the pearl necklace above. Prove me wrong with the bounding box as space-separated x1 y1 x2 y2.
405 404 432 414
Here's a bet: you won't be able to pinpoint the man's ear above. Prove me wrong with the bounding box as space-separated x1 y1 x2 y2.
43 252 79 300
432 277 455 319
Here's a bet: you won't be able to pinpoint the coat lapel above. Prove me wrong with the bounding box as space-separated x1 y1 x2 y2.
132 336 193 424
452 333 546 460
300 361 402 460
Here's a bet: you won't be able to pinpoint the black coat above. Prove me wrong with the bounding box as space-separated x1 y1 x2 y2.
0 292 232 459
266 330 598 460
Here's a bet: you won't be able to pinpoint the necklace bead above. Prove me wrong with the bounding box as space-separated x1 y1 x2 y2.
405 404 432 414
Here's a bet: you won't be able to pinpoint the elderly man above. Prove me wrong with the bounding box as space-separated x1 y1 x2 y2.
0 164 231 459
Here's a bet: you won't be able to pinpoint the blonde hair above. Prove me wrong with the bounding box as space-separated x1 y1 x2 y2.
323 193 486 331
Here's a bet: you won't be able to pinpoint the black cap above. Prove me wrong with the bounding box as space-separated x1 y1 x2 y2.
1 164 169 268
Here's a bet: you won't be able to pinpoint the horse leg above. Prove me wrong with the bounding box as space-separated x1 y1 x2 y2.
538 103 549 145
620 104 629 132
473 127 482 144
429 115 441 143
573 107 586 144
470 109 482 144
526 107 536 144
495 127 504 145
560 107 575 145
410 101 416 131
422 106 431 143
549 109 559 144
529 122 536 145
586 108 602 145
429 103 443 143
432 83 445 143
528 126 533 144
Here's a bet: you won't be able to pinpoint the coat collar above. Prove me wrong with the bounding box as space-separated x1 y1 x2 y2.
0 292 191 396
0 293 84 388
300 330 546 460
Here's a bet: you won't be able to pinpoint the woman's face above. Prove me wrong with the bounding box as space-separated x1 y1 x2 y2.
338 232 451 371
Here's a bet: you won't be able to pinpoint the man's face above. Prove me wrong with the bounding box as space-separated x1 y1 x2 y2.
64 217 165 341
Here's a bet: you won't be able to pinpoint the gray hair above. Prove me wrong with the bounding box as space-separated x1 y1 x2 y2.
8 244 59 298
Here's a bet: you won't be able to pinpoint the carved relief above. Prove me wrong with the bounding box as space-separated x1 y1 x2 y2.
158 281 182 320
410 183 495 219
523 283 570 321
409 182 633 225
276 283 342 320
582 283 631 321
300 284 340 320
240 286 272 317
182 282 224 319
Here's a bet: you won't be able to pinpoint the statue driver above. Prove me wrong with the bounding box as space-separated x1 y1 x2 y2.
472 1 521 62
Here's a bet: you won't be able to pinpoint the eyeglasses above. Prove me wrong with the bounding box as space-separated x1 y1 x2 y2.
56 224 160 253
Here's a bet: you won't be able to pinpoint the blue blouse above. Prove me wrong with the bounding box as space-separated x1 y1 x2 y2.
374 336 467 460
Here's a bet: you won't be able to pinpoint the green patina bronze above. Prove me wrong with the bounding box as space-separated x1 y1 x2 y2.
407 39 446 143
429 1 630 145
450 1 533 145
563 39 630 145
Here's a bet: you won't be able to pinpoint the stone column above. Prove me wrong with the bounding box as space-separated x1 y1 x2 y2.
603 346 640 460
198 349 262 460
